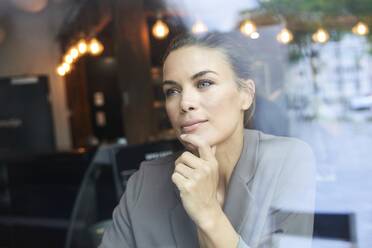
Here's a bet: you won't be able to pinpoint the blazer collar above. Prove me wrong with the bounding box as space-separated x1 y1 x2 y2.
223 129 259 232
170 129 259 246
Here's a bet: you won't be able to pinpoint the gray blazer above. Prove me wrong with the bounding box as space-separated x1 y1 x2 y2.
100 129 316 248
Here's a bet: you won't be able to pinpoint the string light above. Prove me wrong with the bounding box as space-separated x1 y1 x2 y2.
276 28 294 44
56 62 71 77
192 20 208 34
57 37 103 76
69 47 79 60
352 22 369 36
77 39 88 54
89 38 104 55
62 63 71 73
57 65 66 76
152 19 169 39
64 54 73 64
312 28 330 43
240 20 256 36
250 31 260 39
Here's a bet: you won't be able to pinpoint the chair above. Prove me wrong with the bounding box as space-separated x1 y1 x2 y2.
271 211 357 247
110 139 183 201
313 212 357 245
64 143 125 248
65 139 183 248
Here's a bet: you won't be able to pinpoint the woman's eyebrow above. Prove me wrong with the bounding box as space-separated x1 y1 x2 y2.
162 70 218 86
191 70 218 80
162 80 179 87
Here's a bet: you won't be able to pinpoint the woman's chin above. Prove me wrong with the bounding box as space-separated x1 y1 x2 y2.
179 136 216 154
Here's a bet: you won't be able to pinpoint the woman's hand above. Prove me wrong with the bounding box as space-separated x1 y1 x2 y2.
172 134 240 248
171 134 221 228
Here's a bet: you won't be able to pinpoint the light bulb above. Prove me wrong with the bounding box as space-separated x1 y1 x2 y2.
64 54 73 64
240 20 256 36
57 65 66 76
152 19 169 39
192 20 208 34
89 38 104 56
69 47 79 60
250 31 260 39
352 22 369 36
312 28 329 43
77 39 88 54
276 28 293 44
62 63 71 73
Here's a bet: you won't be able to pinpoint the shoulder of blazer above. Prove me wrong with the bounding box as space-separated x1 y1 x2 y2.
125 150 183 207
252 131 316 191
141 150 183 168
255 132 316 213
138 150 183 178
256 131 314 163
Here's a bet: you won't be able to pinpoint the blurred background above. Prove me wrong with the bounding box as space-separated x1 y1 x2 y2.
0 0 372 247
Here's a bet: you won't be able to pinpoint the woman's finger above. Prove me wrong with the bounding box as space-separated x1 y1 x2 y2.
175 151 202 169
180 134 215 161
174 162 194 179
171 172 188 191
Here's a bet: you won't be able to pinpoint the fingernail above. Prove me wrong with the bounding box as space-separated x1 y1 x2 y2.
180 134 186 139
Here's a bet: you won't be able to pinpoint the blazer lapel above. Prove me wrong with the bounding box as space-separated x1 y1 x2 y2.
223 129 259 232
169 150 199 247
170 203 199 248
170 186 199 248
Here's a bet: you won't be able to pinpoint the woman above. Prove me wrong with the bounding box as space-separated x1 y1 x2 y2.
100 32 315 248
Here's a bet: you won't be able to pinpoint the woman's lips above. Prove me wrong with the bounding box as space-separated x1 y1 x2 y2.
181 120 207 133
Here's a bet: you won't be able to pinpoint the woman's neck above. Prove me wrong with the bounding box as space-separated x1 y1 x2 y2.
215 127 245 192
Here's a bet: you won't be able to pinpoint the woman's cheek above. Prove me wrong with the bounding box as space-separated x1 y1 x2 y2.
165 105 176 126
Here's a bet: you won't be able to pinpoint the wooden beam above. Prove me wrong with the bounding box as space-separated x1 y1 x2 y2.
65 58 93 148
113 0 156 144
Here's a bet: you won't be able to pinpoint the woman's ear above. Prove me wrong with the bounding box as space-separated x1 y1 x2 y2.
239 79 255 110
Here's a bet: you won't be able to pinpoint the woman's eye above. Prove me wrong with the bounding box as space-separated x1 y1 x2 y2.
197 80 214 89
164 88 179 97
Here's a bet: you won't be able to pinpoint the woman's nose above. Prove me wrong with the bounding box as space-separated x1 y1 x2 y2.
180 90 198 113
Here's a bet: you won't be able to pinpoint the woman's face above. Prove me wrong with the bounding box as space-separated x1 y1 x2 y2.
162 45 252 151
